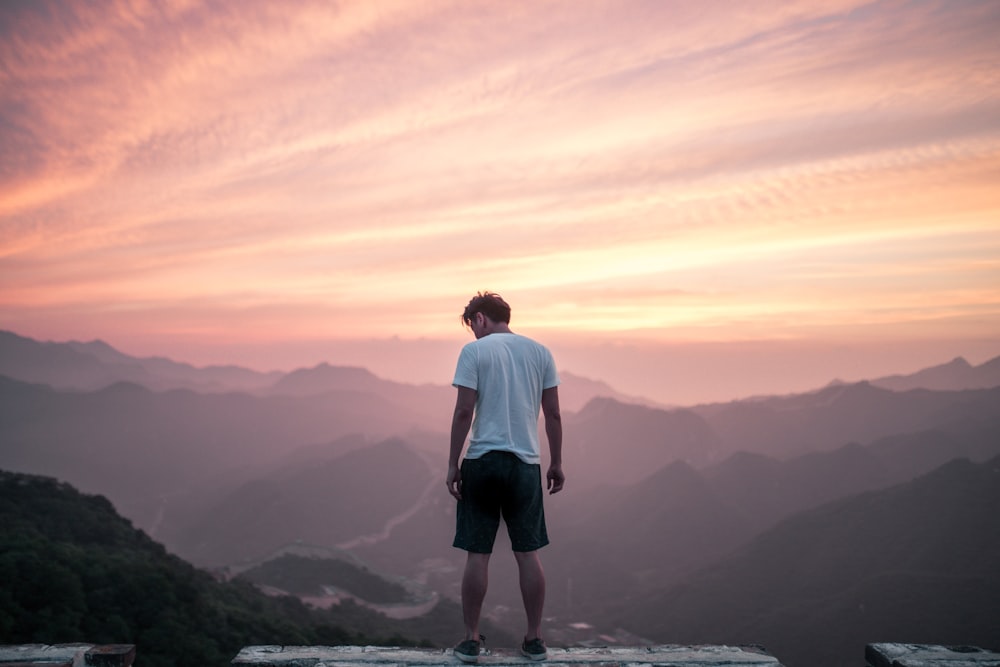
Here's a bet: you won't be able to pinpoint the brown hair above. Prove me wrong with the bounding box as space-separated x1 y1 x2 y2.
461 291 511 326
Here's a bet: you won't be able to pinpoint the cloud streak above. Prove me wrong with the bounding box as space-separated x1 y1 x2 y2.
1 0 999 376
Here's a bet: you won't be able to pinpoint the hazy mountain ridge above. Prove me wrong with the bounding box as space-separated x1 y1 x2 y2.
171 438 436 567
0 374 429 533
690 381 1000 458
869 354 1000 392
565 397 725 487
534 415 1000 621
0 330 638 412
552 460 754 606
609 455 1000 667
5 328 998 406
0 330 282 393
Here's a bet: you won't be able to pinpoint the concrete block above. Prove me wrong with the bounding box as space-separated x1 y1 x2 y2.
0 644 135 667
232 644 784 666
0 643 88 665
866 643 1000 667
84 645 136 667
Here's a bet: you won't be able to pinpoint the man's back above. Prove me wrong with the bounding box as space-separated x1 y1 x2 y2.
453 332 558 464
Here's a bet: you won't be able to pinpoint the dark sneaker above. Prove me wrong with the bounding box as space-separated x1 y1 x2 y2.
521 637 547 661
453 635 485 663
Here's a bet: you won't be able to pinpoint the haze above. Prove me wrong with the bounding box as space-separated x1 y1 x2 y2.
2 1 999 404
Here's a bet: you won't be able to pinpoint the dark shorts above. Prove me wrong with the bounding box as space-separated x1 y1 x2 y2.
453 450 549 554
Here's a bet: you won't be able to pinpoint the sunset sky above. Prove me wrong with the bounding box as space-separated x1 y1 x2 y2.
2 1 999 404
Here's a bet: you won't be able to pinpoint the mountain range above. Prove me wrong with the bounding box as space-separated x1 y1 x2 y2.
1 328 999 665
611 455 1000 667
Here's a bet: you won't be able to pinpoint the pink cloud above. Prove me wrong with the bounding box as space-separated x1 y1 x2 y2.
1 0 998 375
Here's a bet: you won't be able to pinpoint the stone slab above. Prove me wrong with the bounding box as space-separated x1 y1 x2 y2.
0 644 87 666
232 644 784 667
83 645 135 667
0 644 135 667
866 643 1000 667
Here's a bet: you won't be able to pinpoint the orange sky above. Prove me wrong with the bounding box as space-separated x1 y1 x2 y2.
2 1 999 403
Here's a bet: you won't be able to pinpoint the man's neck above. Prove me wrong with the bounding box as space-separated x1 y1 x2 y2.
482 321 513 337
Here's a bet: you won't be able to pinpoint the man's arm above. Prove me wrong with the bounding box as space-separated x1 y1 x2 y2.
447 385 477 500
541 386 564 494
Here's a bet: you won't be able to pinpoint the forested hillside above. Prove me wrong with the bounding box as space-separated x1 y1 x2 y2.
0 470 468 667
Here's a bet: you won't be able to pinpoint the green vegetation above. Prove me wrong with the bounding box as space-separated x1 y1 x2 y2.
238 554 412 603
0 470 453 667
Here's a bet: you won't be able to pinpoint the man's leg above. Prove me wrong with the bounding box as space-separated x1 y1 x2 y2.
513 550 545 640
462 552 491 640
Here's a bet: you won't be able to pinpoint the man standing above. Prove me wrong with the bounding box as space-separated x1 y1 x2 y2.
447 291 564 663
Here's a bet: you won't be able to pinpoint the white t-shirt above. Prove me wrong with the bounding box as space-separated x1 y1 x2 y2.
452 333 560 464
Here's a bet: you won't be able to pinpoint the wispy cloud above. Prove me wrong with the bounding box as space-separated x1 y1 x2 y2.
1 0 998 362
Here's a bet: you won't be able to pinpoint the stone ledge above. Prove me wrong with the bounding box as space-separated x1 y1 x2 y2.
0 644 136 667
231 644 784 667
866 643 1000 667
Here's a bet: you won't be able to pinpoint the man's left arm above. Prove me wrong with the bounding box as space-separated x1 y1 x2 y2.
447 385 477 500
541 386 564 494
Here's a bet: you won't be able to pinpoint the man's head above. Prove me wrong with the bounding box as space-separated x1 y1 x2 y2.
462 291 511 338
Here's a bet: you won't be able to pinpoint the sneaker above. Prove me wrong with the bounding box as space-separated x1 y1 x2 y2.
521 637 547 661
453 635 485 663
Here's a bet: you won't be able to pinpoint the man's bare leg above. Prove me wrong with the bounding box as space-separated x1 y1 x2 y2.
514 550 545 640
462 552 491 640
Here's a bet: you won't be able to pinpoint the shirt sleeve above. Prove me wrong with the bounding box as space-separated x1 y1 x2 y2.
452 343 479 389
542 347 560 389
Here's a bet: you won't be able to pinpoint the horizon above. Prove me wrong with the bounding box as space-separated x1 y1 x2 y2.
2 1 999 403
8 326 1000 406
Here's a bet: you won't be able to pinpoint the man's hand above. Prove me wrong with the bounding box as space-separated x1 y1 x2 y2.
447 464 463 500
546 464 565 494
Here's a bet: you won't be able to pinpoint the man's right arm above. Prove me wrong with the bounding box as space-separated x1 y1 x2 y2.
541 386 564 494
447 385 477 500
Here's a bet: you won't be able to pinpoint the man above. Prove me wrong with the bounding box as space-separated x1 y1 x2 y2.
447 291 564 663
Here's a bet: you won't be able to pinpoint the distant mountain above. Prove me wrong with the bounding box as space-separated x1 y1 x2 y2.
609 455 1000 667
171 438 435 567
539 414 1000 623
557 371 657 412
0 469 457 666
269 363 391 395
69 337 282 392
6 329 999 406
0 330 281 392
691 382 1000 458
546 460 752 617
266 362 455 428
870 355 1000 392
0 375 428 536
702 416 1000 536
0 329 144 389
0 329 635 415
264 363 646 425
564 397 724 489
